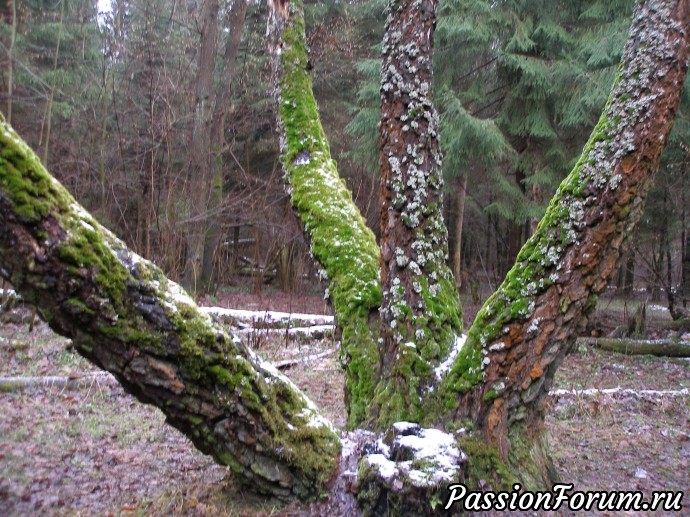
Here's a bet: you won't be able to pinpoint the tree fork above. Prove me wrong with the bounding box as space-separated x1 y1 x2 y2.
0 114 341 500
440 0 689 484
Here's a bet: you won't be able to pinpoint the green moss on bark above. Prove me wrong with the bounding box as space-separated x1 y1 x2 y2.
273 1 382 426
458 435 517 491
0 115 342 499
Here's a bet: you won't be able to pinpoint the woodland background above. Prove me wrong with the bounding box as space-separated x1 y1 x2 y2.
1 0 688 310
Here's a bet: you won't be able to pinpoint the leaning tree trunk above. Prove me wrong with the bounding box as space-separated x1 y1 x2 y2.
0 113 341 500
267 0 383 426
437 0 689 489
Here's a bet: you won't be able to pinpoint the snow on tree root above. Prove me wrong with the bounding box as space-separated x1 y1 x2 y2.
356 423 466 516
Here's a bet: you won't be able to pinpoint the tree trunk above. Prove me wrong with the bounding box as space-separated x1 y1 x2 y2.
200 0 249 293
623 252 635 297
507 162 527 276
40 0 65 168
183 0 220 295
681 222 690 308
0 114 341 500
681 183 689 309
452 174 467 290
437 0 689 488
6 0 17 124
375 0 463 425
267 0 383 426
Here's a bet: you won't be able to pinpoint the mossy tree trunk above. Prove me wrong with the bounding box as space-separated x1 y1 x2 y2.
437 0 689 488
0 114 341 500
267 0 383 427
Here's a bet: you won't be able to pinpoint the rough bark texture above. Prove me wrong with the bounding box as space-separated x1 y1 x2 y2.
0 114 341 500
375 0 462 426
439 0 689 487
267 0 383 426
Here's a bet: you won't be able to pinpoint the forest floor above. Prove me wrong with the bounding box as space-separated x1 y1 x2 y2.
0 291 688 516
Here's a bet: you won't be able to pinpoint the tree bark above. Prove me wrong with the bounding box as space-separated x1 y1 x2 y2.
0 114 341 500
375 0 463 425
438 0 689 488
267 0 383 426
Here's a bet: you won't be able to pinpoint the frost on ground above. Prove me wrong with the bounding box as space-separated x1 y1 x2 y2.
1 295 689 516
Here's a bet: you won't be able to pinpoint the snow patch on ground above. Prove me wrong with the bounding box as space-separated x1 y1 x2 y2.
366 454 399 482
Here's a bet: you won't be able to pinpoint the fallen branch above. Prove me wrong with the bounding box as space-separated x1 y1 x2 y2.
274 348 337 370
0 372 117 392
579 337 690 357
551 387 689 399
201 306 334 329
657 318 690 331
238 325 335 340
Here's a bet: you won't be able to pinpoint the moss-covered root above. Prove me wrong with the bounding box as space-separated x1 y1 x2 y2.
267 0 383 426
438 0 689 467
0 116 341 500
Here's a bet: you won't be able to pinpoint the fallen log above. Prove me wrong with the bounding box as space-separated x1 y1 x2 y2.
579 337 690 357
550 387 690 399
0 372 117 392
201 306 334 329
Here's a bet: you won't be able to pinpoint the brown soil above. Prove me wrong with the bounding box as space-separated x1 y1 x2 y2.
0 297 688 516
